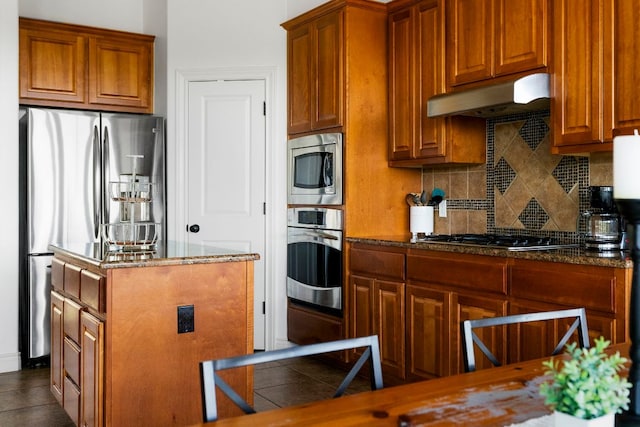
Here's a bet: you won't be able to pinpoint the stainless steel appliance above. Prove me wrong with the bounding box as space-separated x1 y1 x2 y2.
427 73 550 118
286 207 343 312
414 234 578 251
19 107 165 366
287 133 342 205
582 186 624 251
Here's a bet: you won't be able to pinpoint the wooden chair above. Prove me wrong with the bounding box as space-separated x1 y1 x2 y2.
461 308 590 372
199 335 383 422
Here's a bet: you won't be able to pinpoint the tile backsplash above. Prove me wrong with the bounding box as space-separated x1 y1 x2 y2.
422 110 609 243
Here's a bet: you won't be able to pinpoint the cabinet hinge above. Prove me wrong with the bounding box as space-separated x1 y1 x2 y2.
263 101 266 116
263 202 266 215
262 301 266 315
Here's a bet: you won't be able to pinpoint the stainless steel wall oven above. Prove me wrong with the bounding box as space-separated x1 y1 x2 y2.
287 207 343 314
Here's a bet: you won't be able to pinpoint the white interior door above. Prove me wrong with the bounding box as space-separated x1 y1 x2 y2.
187 79 266 349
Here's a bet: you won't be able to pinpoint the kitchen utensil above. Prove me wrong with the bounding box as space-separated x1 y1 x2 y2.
406 193 417 206
431 188 445 204
420 190 427 205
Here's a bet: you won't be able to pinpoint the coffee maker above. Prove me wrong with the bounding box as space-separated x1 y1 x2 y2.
582 186 626 251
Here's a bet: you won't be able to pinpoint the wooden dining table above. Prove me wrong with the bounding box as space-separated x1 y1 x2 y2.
197 342 630 427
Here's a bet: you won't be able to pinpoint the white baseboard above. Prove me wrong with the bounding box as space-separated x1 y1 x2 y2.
0 352 21 373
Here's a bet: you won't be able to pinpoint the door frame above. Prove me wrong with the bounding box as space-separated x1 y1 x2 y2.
174 67 277 350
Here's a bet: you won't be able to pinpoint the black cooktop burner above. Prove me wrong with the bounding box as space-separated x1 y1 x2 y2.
417 234 577 251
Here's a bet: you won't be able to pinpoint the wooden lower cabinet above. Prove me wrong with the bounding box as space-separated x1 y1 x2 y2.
406 285 451 379
452 293 508 374
350 275 405 380
348 243 631 381
50 251 255 426
50 291 64 404
80 312 104 427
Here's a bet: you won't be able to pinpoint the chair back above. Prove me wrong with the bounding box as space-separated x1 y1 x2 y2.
200 335 383 422
461 308 590 372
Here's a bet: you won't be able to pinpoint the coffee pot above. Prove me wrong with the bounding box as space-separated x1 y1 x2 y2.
582 186 625 251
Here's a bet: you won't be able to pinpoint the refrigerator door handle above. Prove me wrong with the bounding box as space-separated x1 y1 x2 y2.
102 125 110 227
93 125 101 240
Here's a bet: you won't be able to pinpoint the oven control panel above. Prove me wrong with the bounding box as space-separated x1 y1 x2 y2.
287 207 343 231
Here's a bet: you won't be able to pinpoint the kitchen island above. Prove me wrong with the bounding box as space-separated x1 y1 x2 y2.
49 241 260 427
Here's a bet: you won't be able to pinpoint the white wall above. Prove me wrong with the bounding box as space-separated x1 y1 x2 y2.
18 0 143 32
0 0 20 373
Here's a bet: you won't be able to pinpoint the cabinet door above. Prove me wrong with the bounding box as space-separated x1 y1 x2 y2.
287 24 313 134
406 285 451 380
453 293 507 374
388 7 416 161
494 0 548 77
551 0 603 151
374 280 405 379
446 0 493 87
88 36 153 111
417 0 447 159
350 275 374 340
81 311 104 427
51 291 65 404
508 301 615 363
19 26 86 104
609 1 640 138
313 11 343 131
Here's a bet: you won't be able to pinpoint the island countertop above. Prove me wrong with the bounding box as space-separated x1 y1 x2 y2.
346 235 632 269
48 240 260 269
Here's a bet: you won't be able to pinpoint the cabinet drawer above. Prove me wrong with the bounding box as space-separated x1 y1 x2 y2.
51 258 65 291
64 263 82 298
510 262 617 313
81 270 105 313
407 251 507 295
63 376 80 426
63 298 82 344
350 248 405 280
63 337 81 387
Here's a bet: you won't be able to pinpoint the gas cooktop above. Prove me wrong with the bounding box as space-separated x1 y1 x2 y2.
414 234 578 251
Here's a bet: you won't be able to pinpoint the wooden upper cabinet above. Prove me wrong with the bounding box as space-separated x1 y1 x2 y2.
88 36 153 111
388 0 485 167
19 18 154 114
609 2 640 139
19 27 86 104
284 9 343 134
446 0 549 88
551 0 603 152
552 1 640 154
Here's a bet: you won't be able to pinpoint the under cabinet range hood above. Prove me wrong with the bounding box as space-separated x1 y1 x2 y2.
427 73 550 118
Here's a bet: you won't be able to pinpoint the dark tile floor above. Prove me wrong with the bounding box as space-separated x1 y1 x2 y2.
0 356 372 426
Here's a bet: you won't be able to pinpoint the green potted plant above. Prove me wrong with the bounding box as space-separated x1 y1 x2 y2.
539 337 631 427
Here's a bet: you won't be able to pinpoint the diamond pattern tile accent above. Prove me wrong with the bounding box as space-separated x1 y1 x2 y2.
493 157 516 195
518 116 549 150
518 198 549 230
552 156 579 193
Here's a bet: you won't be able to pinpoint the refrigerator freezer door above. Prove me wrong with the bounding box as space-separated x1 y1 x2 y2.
102 114 165 240
26 108 101 253
26 255 52 359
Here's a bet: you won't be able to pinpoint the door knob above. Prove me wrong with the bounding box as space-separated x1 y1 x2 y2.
188 224 200 233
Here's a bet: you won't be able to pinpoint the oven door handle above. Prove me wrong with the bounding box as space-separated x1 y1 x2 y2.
300 231 339 241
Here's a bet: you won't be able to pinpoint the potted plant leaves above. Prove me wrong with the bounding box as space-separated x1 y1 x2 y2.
539 337 631 427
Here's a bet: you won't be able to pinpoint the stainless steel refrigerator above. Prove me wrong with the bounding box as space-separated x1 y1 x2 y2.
19 107 165 366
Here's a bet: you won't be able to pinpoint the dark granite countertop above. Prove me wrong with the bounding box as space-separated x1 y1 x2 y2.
346 236 633 269
49 241 260 269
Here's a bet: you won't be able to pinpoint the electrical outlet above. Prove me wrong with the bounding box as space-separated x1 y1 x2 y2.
439 200 447 218
177 305 194 334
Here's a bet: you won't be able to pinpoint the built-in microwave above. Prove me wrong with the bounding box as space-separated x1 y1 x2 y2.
287 133 342 205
